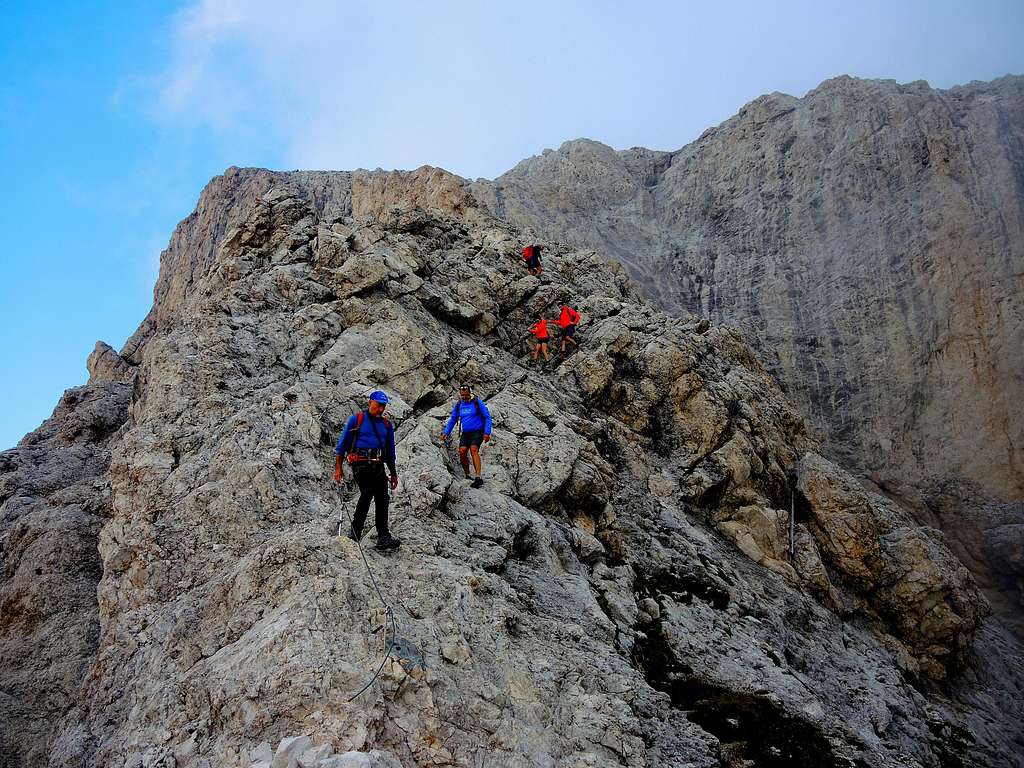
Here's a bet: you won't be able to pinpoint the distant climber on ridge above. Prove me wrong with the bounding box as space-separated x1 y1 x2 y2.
334 390 401 550
522 244 543 275
440 385 493 488
529 316 551 365
557 304 581 357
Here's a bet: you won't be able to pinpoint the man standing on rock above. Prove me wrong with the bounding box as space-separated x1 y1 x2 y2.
334 390 401 550
440 385 492 488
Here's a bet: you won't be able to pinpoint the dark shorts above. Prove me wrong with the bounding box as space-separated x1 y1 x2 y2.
526 255 541 269
562 324 577 338
534 336 549 344
459 430 485 448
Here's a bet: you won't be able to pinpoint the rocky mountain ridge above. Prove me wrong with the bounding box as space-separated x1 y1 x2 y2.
2 165 1023 766
470 75 1024 625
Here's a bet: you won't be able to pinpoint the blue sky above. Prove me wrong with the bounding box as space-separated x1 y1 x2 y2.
2 0 1023 450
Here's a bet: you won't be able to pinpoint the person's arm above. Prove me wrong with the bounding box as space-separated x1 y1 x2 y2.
336 415 356 456
481 399 493 436
441 403 458 438
386 422 398 486
334 415 356 481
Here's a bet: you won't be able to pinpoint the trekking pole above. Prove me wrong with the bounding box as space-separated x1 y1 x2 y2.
333 403 360 537
335 503 347 537
788 489 795 560
328 470 400 702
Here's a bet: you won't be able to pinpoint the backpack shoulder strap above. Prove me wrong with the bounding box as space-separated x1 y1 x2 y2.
473 397 484 424
346 411 364 452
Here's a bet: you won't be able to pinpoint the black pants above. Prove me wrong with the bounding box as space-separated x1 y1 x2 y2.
352 462 390 537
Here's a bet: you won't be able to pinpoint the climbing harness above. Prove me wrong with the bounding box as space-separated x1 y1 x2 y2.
343 411 393 465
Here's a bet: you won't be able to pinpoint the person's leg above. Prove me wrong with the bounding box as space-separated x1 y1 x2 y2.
469 444 482 477
370 465 391 538
458 446 470 476
351 464 373 537
532 343 539 361
541 342 549 361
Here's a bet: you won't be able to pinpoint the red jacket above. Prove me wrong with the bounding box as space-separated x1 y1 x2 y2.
530 319 549 338
558 306 580 328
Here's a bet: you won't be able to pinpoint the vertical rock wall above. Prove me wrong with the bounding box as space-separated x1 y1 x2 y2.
472 75 1024 621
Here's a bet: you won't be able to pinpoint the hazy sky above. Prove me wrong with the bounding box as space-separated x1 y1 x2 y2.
2 0 1023 449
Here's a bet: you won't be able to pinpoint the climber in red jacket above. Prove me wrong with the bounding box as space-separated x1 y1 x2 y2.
557 305 581 356
522 244 543 275
529 317 550 364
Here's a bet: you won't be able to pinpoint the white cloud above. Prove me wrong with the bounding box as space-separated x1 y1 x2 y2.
158 0 263 130
153 0 640 177
153 1 1024 179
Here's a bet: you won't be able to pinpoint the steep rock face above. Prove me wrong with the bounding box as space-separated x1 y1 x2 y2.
2 167 1022 767
471 76 1024 619
0 347 133 766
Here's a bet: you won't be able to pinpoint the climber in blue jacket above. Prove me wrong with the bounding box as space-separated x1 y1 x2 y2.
334 390 401 550
440 385 493 488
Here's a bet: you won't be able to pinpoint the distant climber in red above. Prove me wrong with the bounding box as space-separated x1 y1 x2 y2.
529 316 550 364
557 304 581 357
522 244 543 275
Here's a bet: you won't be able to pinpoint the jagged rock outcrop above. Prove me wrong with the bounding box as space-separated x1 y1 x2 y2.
87 342 135 385
0 378 132 766
2 166 1022 767
471 75 1024 624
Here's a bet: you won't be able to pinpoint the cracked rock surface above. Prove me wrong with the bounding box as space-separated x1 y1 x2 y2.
2 166 1023 767
471 75 1024 630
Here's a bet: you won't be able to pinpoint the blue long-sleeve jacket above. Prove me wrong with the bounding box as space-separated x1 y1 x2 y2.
444 397 492 436
336 412 397 470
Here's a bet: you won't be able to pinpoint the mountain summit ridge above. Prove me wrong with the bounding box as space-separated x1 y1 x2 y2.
471 73 1024 632
2 162 1023 767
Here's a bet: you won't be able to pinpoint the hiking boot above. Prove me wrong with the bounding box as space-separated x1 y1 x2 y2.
471 477 484 488
375 533 401 551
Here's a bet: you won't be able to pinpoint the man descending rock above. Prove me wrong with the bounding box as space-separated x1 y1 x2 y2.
440 385 493 488
522 244 543 275
529 316 551 365
334 390 401 550
557 304 581 357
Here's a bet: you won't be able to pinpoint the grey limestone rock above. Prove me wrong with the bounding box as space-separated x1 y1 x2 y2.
1 379 131 766
87 341 135 385
472 75 1024 629
2 164 1022 767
